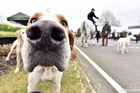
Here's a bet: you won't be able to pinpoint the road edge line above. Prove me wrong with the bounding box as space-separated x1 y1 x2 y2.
74 45 127 93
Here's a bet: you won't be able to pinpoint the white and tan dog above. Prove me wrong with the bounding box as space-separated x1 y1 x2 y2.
117 35 136 54
6 12 76 93
5 29 26 73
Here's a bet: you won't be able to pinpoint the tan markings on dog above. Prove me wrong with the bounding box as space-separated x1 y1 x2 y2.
27 12 43 25
55 14 69 29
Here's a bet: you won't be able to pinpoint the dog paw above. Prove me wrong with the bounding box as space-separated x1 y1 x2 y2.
5 58 10 62
14 68 20 73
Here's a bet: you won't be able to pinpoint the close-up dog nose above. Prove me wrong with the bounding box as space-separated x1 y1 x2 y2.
50 25 66 42
27 20 66 43
26 25 41 40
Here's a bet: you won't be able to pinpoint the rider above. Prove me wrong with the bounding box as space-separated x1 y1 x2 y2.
87 8 99 31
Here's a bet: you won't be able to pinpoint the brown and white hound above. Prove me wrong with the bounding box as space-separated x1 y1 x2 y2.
6 12 76 93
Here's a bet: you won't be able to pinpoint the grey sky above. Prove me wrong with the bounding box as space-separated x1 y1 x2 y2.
1 0 140 31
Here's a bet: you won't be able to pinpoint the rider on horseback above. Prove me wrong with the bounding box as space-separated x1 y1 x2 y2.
87 8 99 31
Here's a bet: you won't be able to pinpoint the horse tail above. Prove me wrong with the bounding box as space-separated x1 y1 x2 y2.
80 21 86 40
81 21 86 32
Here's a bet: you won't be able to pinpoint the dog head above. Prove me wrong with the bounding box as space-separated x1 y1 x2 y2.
16 29 26 42
129 35 136 40
22 12 75 72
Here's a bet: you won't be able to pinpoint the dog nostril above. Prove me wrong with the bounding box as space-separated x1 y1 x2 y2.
51 27 65 41
27 26 41 40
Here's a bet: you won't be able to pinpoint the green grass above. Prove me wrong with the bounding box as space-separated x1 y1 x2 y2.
0 31 16 37
0 60 92 93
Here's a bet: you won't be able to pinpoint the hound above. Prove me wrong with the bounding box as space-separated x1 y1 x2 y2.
5 29 26 73
80 20 96 48
6 12 76 93
117 35 136 54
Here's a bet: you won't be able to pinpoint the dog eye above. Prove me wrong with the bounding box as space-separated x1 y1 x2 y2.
22 32 24 34
61 21 67 26
30 18 37 23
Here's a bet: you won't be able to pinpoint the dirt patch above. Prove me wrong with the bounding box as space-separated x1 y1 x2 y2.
0 56 16 76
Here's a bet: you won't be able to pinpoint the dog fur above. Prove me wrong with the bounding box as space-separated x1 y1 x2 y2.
117 35 136 54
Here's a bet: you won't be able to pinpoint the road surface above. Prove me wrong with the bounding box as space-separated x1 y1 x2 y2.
75 38 140 93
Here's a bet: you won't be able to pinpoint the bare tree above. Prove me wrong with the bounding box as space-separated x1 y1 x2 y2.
0 13 5 22
97 10 121 27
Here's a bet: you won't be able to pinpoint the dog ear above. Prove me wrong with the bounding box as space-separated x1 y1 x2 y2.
68 30 77 60
68 30 74 50
16 29 22 40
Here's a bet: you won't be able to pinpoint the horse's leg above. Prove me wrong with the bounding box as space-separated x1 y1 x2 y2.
92 34 96 46
81 39 84 47
81 33 84 47
85 37 88 48
92 37 95 46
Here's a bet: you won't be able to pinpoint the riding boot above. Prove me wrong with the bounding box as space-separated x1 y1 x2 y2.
93 23 98 32
95 25 98 32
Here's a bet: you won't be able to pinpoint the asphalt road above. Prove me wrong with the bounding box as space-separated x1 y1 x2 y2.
75 38 140 93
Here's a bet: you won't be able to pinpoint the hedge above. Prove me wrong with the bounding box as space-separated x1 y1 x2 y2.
0 23 25 32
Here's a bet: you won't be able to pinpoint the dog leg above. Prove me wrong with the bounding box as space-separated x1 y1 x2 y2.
14 52 21 73
52 73 62 93
126 46 129 53
28 68 42 93
52 83 60 93
14 40 22 73
5 40 17 61
121 44 125 54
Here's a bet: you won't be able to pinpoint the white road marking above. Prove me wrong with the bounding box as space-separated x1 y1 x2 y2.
74 45 127 93
130 47 140 49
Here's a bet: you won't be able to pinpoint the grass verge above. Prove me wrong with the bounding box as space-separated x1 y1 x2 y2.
0 60 92 93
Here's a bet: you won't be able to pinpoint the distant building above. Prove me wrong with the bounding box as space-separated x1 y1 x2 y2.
7 12 30 26
128 25 140 29
128 25 140 34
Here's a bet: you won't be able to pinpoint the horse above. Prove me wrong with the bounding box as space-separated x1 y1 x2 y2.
80 20 96 47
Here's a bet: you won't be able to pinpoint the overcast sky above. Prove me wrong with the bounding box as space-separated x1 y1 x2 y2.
1 0 140 31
